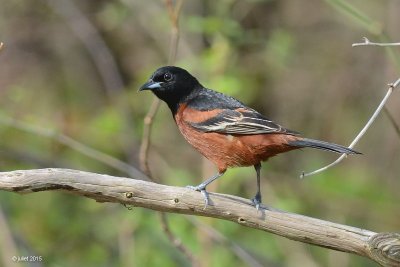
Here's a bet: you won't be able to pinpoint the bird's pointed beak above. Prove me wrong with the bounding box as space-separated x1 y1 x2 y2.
139 79 163 91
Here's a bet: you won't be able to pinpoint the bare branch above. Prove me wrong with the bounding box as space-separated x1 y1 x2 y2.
139 98 161 178
352 37 400 140
301 37 400 178
139 0 184 177
301 79 399 178
158 213 197 266
136 1 195 263
0 168 399 267
352 37 400 47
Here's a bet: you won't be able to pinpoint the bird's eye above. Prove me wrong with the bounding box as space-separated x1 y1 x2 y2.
164 72 173 81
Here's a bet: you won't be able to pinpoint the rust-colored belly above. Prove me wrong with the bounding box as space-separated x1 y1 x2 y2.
176 120 298 172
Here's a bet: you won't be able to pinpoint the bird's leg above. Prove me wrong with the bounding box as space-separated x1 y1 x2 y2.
251 163 262 210
186 172 224 208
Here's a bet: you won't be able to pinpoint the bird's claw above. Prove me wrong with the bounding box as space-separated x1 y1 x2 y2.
200 189 209 209
251 194 262 211
185 185 200 191
186 185 210 209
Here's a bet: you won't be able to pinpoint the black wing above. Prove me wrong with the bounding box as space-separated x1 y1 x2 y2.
186 88 298 135
189 108 299 135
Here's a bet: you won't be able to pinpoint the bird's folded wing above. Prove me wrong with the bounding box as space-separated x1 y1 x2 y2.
189 108 299 135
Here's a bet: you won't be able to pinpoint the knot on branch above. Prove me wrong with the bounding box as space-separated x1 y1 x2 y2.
368 232 400 267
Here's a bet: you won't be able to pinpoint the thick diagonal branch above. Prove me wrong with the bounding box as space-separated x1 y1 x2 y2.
0 168 399 267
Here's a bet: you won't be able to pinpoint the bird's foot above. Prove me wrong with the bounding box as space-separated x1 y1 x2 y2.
251 192 262 211
186 184 210 209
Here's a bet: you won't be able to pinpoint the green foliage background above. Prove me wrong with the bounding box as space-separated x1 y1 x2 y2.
0 0 399 266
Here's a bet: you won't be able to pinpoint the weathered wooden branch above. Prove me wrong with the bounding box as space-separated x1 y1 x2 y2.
0 168 399 266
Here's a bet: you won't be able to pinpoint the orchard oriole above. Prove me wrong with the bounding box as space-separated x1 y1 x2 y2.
140 66 360 209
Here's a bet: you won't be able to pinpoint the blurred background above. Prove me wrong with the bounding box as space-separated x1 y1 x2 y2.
0 0 399 266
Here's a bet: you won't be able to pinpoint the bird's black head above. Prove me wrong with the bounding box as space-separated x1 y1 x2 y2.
139 66 202 112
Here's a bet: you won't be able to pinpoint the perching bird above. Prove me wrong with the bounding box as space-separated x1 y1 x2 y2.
139 66 360 209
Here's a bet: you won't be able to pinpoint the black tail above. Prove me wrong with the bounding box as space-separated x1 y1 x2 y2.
289 138 361 155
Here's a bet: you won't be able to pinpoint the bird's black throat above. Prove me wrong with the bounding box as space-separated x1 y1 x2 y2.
152 83 203 115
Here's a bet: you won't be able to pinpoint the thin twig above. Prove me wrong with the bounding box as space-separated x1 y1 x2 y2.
158 5 198 265
301 38 400 178
166 0 183 62
137 0 196 264
352 37 400 47
139 0 183 178
159 213 198 266
301 78 399 178
139 98 161 178
1 168 399 267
